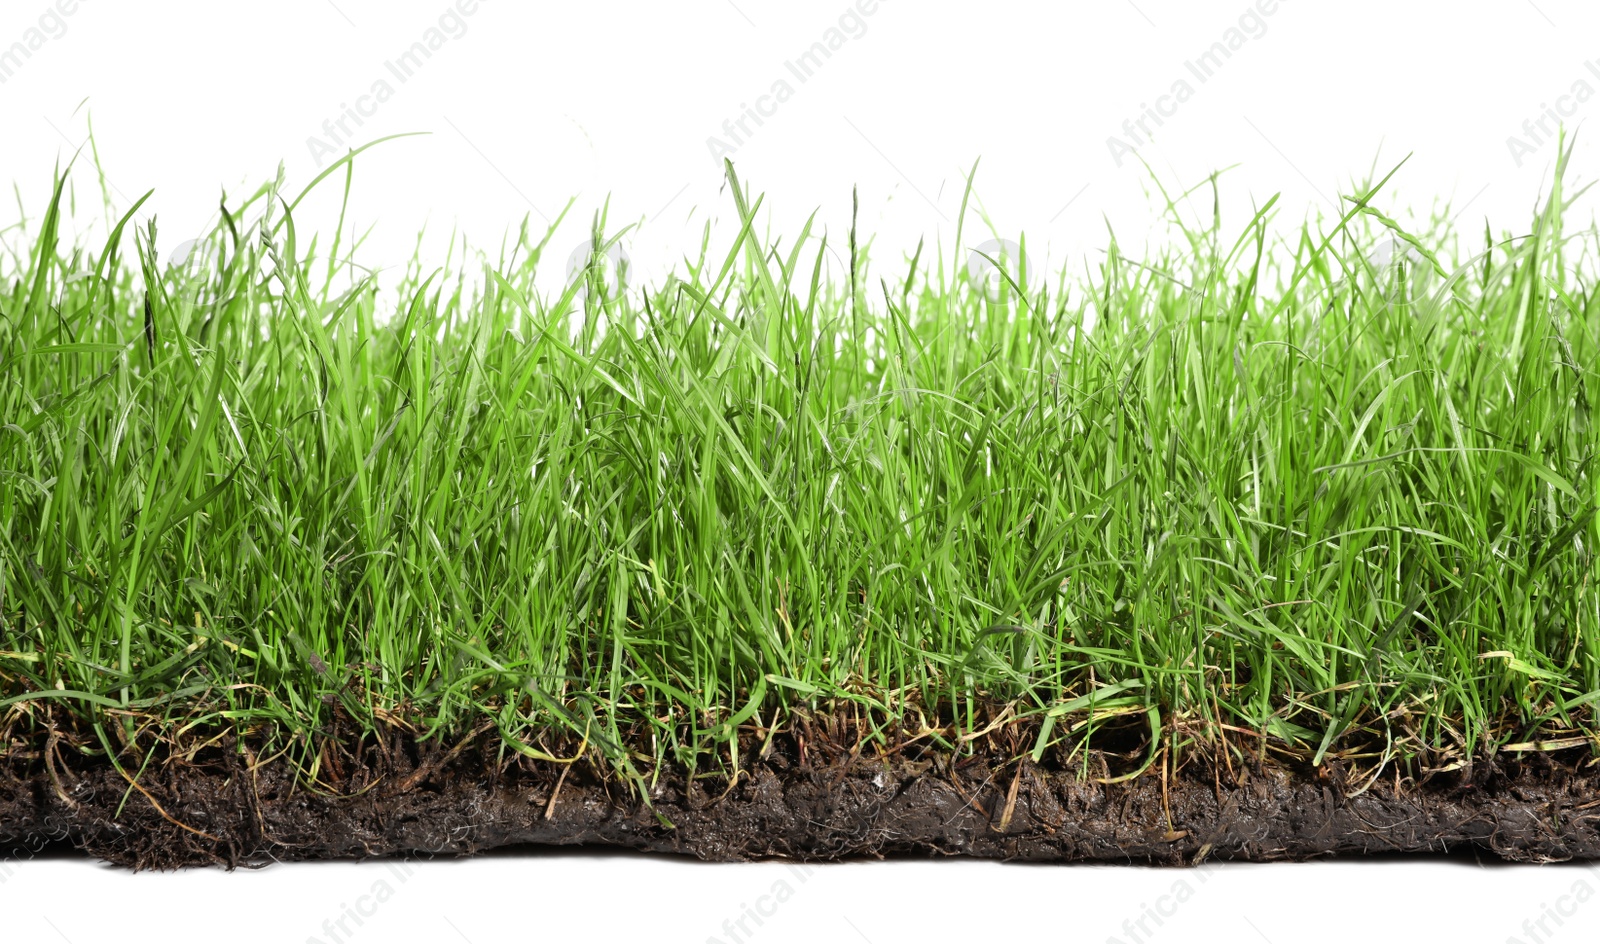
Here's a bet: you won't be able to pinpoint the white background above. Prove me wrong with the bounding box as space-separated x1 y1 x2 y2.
3 1 1600 941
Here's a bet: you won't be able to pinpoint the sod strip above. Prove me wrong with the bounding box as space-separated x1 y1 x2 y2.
2 152 1599 866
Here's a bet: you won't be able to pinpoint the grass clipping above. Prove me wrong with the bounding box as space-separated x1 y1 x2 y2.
2 150 1599 808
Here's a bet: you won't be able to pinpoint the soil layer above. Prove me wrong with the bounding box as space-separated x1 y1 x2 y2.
4 723 1600 868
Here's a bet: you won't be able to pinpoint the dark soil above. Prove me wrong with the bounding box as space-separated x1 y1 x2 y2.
4 719 1599 868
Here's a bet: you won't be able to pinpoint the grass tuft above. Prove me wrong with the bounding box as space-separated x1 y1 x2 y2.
2 148 1598 791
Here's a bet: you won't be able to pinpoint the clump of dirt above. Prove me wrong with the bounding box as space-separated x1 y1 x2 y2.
2 717 1598 868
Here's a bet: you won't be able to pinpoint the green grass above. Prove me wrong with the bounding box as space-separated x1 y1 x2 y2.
2 145 1598 794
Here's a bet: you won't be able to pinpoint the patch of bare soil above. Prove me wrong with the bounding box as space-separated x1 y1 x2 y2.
3 718 1598 868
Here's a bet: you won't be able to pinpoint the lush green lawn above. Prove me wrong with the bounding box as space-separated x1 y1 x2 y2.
2 149 1597 792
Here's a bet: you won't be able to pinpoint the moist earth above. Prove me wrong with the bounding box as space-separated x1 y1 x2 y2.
2 724 1598 868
